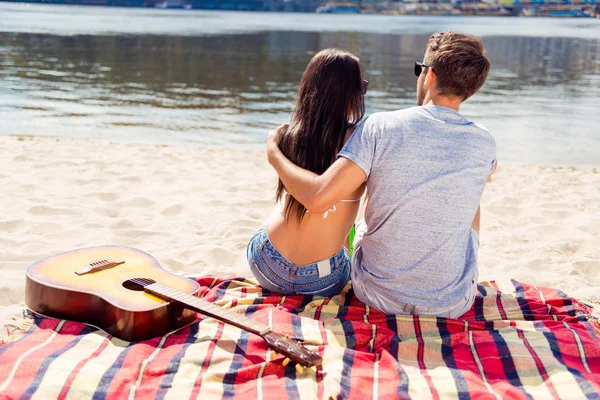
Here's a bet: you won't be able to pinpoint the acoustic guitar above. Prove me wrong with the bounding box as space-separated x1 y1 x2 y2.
25 245 322 368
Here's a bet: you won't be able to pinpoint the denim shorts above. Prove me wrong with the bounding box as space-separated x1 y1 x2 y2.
246 227 351 297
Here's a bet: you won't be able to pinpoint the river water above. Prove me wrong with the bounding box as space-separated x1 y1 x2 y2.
1 3 600 165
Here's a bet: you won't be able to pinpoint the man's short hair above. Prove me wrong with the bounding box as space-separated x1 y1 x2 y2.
424 31 491 101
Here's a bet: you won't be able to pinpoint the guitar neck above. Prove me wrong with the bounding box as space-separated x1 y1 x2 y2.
144 282 271 336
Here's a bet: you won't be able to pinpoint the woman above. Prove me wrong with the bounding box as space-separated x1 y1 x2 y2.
246 48 367 297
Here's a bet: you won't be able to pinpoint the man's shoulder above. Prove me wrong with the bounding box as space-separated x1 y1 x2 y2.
367 107 423 124
473 121 489 133
470 121 496 147
361 107 423 134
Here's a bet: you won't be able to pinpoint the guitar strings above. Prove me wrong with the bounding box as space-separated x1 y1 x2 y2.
105 264 263 324
98 264 313 362
76 258 316 361
77 256 210 299
88 261 163 288
79 256 280 330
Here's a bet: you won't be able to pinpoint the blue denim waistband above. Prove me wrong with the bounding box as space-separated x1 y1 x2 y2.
251 226 348 278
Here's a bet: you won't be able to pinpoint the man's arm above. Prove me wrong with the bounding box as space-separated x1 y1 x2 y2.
475 159 497 235
267 125 366 213
471 205 481 235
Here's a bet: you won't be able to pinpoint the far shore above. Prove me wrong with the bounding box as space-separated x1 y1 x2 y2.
1 1 599 18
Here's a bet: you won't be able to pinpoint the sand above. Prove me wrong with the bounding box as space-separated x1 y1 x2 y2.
1 135 598 337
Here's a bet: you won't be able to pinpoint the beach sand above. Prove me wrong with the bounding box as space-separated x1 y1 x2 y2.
1 135 598 336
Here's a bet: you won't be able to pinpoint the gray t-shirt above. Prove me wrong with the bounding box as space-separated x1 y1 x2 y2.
339 105 496 310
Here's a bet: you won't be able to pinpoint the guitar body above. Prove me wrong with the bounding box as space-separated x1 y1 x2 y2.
25 246 200 342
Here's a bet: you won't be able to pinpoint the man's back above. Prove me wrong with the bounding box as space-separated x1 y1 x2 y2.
339 105 496 313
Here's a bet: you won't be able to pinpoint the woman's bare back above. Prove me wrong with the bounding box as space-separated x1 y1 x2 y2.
266 183 365 265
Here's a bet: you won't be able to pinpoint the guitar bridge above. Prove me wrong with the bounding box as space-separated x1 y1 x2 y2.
75 260 125 276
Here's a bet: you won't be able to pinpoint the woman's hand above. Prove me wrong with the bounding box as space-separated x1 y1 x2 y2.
267 124 289 165
268 123 288 146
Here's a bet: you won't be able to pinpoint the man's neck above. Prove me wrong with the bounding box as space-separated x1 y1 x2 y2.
422 96 462 112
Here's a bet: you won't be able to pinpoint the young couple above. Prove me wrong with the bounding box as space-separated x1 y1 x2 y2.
247 31 496 319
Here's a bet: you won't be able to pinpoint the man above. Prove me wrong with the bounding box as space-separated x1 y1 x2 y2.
267 31 496 318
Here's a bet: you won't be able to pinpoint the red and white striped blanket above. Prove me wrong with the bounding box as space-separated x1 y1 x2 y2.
1 277 599 399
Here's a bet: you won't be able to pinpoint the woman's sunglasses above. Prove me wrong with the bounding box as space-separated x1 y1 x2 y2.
362 79 369 95
414 61 432 77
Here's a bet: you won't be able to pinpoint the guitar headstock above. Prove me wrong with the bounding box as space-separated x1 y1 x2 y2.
263 331 322 368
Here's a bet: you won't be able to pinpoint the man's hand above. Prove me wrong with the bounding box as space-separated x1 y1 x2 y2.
267 124 289 165
486 160 498 183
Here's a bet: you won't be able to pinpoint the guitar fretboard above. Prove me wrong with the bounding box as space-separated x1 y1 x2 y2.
144 283 271 336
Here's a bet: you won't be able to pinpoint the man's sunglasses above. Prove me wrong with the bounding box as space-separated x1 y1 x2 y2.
362 79 369 95
414 61 432 77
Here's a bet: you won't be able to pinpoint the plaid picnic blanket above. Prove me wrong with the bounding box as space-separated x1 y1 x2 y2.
1 277 599 399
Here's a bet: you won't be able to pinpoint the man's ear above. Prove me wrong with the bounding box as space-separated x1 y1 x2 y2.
424 68 436 90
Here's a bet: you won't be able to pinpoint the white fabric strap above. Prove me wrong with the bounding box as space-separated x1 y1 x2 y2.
317 259 332 277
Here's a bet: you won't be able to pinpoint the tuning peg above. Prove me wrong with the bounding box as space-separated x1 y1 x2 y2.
295 364 304 374
270 351 278 361
282 357 291 367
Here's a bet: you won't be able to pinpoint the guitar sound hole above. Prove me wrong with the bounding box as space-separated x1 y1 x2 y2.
122 278 156 291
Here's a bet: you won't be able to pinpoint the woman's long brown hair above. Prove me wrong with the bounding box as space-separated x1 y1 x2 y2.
276 48 365 223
